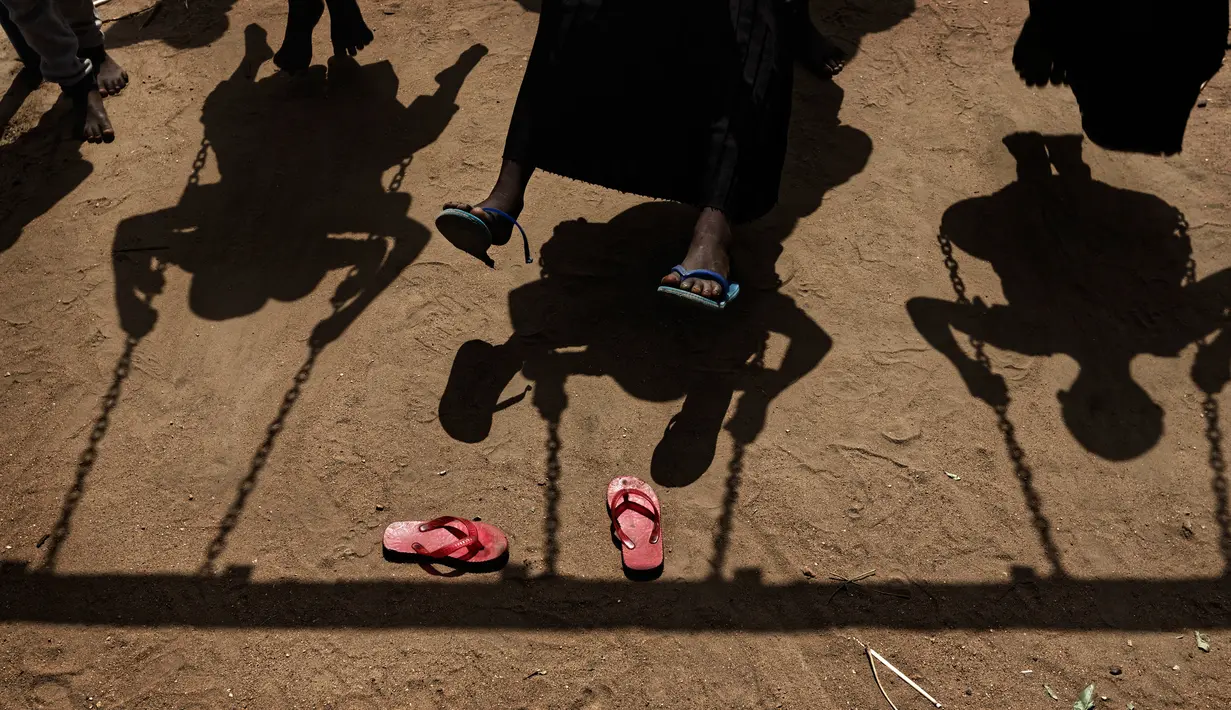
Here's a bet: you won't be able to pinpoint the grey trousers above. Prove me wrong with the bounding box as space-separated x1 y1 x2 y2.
0 0 102 86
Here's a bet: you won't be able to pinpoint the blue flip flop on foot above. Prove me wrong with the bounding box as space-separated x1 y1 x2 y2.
435 207 532 266
657 266 740 311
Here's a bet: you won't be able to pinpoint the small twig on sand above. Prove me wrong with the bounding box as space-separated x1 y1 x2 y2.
867 647 943 708
867 648 900 710
827 569 911 603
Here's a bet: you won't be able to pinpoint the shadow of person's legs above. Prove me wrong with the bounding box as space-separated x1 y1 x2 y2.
0 95 92 255
651 376 736 488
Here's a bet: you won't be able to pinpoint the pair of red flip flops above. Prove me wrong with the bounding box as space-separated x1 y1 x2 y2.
382 476 663 575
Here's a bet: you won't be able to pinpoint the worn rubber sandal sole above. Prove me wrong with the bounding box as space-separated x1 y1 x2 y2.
656 282 741 311
606 476 664 573
436 209 496 266
382 518 509 573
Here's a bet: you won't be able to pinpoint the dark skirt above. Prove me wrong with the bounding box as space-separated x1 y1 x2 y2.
1024 0 1228 155
503 0 793 224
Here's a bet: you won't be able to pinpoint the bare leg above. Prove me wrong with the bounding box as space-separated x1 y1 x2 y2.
659 207 734 302
66 2 127 96
80 45 128 96
324 0 372 58
274 0 324 73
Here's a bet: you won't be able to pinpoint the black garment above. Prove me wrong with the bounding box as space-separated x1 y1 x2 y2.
1015 0 1228 155
503 0 793 223
0 1 40 69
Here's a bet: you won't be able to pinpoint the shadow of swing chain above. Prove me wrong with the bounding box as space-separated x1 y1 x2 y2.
198 345 321 574
708 334 766 578
937 231 1067 577
198 153 414 574
41 336 138 570
542 415 562 577
38 141 211 570
1185 254 1231 572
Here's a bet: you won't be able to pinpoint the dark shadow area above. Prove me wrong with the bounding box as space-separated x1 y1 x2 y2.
440 205 833 577
188 38 486 572
2 562 1229 630
0 94 92 256
112 25 486 340
1013 0 1227 155
912 132 1231 580
0 67 39 135
909 133 1231 462
0 2 41 135
37 25 485 570
103 0 239 51
438 80 860 579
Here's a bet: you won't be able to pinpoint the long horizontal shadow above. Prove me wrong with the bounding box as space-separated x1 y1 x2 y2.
2 562 1229 631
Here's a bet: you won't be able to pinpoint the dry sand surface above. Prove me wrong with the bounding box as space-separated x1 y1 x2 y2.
2 0 1230 708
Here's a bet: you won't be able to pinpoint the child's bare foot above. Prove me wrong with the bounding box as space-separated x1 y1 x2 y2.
659 208 733 302
81 46 128 96
326 0 373 57
69 77 114 143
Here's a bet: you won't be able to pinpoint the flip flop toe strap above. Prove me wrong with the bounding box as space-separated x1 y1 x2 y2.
411 516 485 576
668 265 734 302
609 489 662 550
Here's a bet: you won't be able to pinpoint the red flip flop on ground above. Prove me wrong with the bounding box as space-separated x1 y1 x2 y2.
606 476 664 571
383 516 509 576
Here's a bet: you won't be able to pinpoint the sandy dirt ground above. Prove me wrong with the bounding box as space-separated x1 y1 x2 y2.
2 0 1230 708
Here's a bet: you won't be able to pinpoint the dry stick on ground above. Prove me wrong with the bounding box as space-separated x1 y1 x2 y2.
867 648 900 710
867 647 943 709
826 569 911 603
